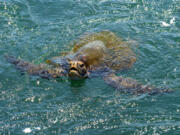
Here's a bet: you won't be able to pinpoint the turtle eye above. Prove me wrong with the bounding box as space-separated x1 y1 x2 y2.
79 63 85 68
69 61 72 65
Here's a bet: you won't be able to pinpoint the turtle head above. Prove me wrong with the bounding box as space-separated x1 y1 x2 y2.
68 60 88 80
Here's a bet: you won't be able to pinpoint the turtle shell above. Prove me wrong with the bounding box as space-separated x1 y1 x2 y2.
71 31 137 71
47 31 137 72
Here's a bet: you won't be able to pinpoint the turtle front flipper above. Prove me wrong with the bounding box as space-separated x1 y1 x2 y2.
5 55 66 79
103 73 172 95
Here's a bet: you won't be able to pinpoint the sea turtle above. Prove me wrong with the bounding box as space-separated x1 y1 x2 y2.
5 31 170 94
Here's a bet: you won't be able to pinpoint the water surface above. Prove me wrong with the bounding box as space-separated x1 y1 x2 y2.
0 0 180 134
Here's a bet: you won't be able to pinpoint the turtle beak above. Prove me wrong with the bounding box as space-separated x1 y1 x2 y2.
68 61 88 80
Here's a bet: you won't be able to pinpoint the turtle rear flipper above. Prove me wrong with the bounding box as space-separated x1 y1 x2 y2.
5 55 66 79
103 73 172 95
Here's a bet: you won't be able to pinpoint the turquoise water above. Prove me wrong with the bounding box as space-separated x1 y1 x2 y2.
0 0 180 134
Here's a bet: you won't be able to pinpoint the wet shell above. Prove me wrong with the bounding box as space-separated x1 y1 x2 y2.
71 31 137 71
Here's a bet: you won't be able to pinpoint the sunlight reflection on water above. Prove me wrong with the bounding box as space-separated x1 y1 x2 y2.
0 0 180 134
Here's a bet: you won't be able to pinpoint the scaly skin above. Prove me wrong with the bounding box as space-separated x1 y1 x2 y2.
104 73 172 95
5 55 66 79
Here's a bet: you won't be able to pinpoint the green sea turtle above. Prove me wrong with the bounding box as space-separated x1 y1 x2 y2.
5 31 170 94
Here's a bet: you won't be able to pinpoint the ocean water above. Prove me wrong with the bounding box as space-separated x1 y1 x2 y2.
0 0 180 134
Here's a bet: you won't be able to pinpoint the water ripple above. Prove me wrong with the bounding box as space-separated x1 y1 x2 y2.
0 0 179 134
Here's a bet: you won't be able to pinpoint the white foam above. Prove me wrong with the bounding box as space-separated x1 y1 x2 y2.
37 80 40 85
34 127 41 130
160 17 175 27
23 128 32 133
160 21 170 27
99 0 108 4
23 127 41 133
170 17 175 24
